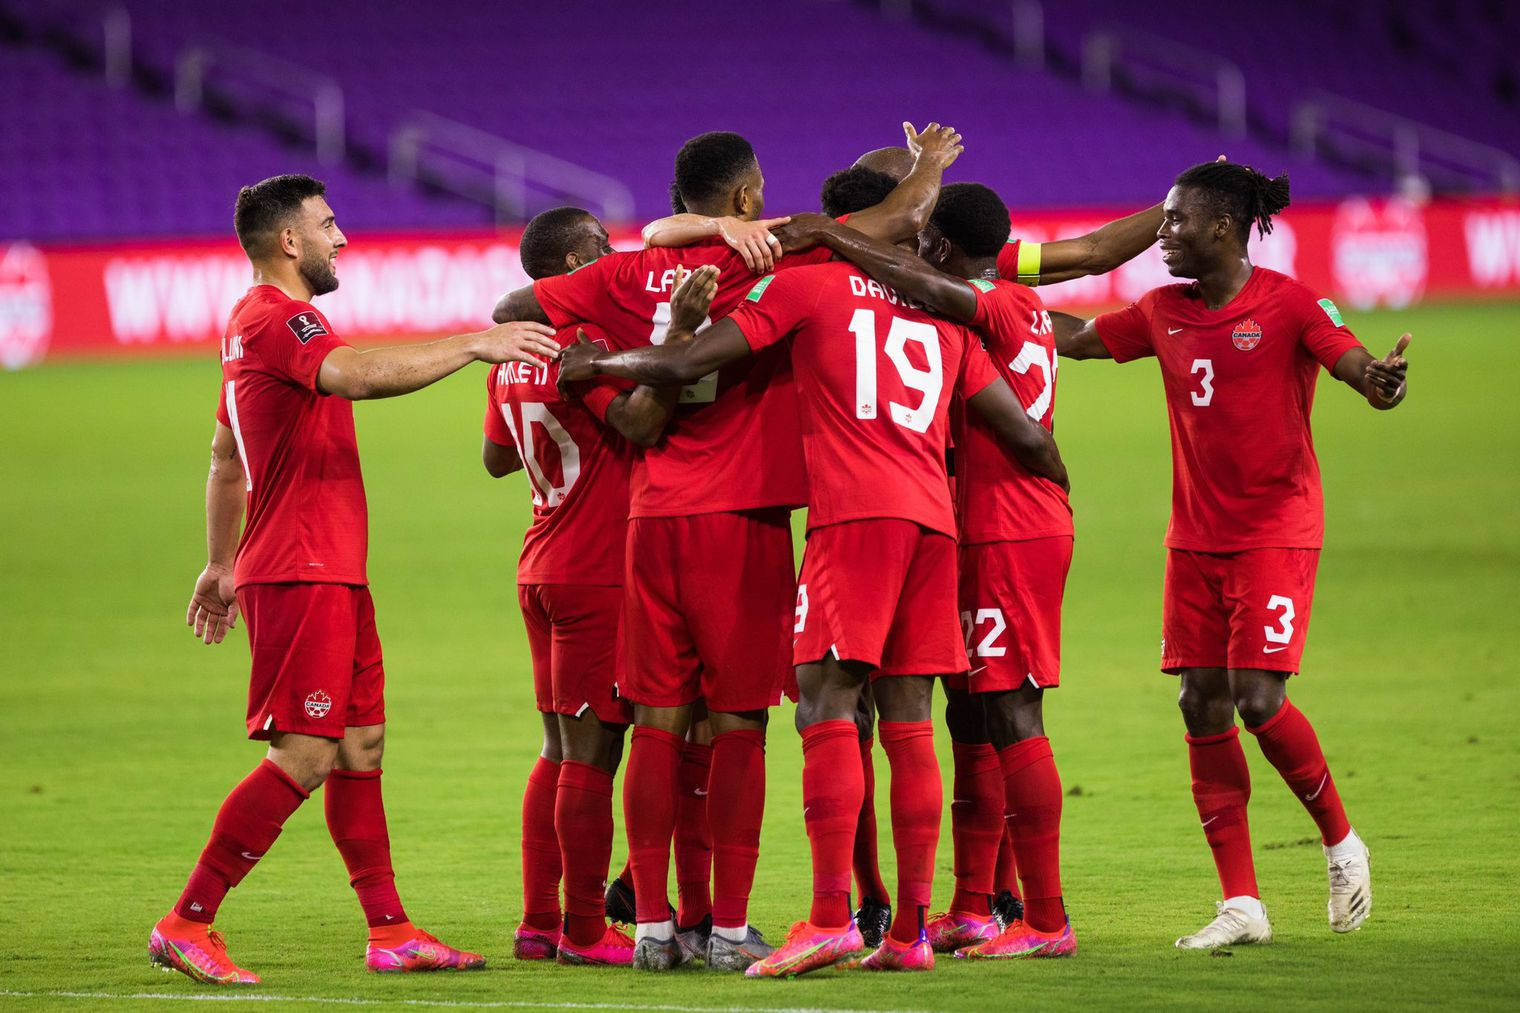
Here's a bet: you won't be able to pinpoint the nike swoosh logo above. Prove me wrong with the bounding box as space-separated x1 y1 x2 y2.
1168 327 1184 335
693 788 708 797
240 851 264 861
1262 645 1288 654
1201 816 1219 828
969 665 987 676
1304 773 1329 802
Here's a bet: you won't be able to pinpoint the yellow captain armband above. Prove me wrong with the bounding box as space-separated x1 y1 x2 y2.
1015 240 1042 286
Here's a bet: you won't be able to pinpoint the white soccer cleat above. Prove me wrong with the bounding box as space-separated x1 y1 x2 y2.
1174 901 1272 950
1325 832 1372 933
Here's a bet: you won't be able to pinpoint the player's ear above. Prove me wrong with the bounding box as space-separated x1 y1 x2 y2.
279 225 300 260
564 251 583 272
734 184 754 219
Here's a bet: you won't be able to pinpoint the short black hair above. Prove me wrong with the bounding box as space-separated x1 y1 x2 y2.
1174 161 1291 240
820 166 897 218
234 174 325 257
929 182 1011 257
520 206 594 280
673 131 756 212
668 179 687 215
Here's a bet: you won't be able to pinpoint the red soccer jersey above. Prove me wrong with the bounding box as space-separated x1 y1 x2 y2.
996 237 1041 286
533 237 833 519
1094 267 1364 551
955 278 1073 543
727 263 1000 537
484 325 633 586
215 285 367 588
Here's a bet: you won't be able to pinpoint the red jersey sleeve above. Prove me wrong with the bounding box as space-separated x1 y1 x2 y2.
1095 293 1156 363
216 381 230 426
267 303 347 392
1295 289 1364 370
996 238 1041 285
533 256 614 329
726 271 819 352
957 332 1000 398
575 378 634 424
483 365 512 445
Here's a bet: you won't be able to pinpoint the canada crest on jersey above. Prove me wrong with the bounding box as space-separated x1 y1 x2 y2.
1231 317 1262 351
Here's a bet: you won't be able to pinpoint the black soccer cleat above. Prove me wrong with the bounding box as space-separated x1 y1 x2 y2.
854 896 891 950
604 876 636 925
992 889 1025 931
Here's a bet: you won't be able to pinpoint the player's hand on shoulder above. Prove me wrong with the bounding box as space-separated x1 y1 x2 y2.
905 121 964 169
473 320 561 367
668 264 719 334
1365 333 1410 408
186 563 238 646
771 212 833 253
718 216 790 273
555 329 604 397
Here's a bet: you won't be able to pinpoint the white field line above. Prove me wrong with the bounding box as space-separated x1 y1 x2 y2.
0 990 932 1013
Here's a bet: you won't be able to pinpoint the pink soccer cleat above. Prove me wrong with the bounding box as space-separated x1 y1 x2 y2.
148 916 260 985
925 910 999 953
513 922 558 961
366 925 486 972
957 917 1077 959
744 920 865 978
556 924 635 966
860 929 935 971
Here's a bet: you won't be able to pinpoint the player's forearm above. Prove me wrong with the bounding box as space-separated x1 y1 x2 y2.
1052 314 1111 360
333 335 485 400
588 340 705 387
1045 202 1163 279
642 213 720 248
814 223 976 322
205 462 245 569
853 153 948 243
969 384 1071 490
606 386 678 448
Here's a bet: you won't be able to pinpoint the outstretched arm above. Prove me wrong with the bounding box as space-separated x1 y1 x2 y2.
1049 312 1113 360
317 321 561 401
966 379 1070 491
828 122 964 245
1331 334 1410 410
809 220 976 322
559 318 750 390
642 214 793 273
1031 203 1164 285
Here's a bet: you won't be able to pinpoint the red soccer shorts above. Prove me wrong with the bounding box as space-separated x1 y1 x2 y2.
794 518 968 677
621 509 794 712
947 535 1073 693
1161 547 1320 674
518 583 633 725
239 582 385 740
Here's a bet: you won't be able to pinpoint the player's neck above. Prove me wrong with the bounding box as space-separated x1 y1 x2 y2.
960 256 997 282
1194 255 1254 310
251 263 315 303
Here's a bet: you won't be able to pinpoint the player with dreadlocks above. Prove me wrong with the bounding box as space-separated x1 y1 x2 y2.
1052 161 1410 949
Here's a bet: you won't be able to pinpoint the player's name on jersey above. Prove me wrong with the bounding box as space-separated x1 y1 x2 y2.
221 334 244 363
848 273 908 307
500 360 551 386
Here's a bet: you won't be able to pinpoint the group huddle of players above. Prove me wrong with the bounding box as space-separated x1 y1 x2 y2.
154 121 1409 986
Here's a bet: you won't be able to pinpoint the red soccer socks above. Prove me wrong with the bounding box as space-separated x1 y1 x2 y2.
1249 700 1352 846
853 736 891 905
995 825 1021 903
674 740 713 928
708 729 766 930
1186 727 1259 901
879 720 942 944
520 756 562 932
556 761 615 947
325 767 407 930
625 726 683 924
999 736 1066 934
949 741 1003 916
174 758 309 923
801 720 865 929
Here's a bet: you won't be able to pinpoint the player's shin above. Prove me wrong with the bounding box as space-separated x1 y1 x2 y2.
853 736 891 905
949 741 1003 917
708 729 766 934
556 761 616 947
998 736 1066 933
880 720 942 944
800 720 865 928
1247 700 1352 846
520 756 563 934
673 740 714 929
1186 728 1259 901
174 758 309 924
325 767 407 930
624 727 684 930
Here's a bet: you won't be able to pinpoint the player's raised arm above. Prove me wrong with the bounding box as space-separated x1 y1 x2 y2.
187 422 246 645
642 214 793 272
806 219 977 322
829 122 963 245
317 321 561 401
967 378 1071 491
1331 334 1410 411
1049 311 1113 360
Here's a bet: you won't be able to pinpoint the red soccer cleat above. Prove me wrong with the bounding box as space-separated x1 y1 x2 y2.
148 915 260 985
366 924 486 972
557 924 636 966
957 917 1077 959
859 930 935 971
924 910 999 953
744 920 864 978
513 922 559 961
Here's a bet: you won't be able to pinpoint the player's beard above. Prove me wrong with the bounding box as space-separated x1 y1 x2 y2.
299 246 340 296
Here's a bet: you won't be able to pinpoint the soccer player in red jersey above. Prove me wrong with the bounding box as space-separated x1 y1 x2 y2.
483 207 701 966
797 181 1092 959
557 258 1067 975
492 126 965 971
152 175 561 986
1055 162 1410 948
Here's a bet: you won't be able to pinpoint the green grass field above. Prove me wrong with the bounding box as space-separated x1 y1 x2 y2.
3 301 1519 1011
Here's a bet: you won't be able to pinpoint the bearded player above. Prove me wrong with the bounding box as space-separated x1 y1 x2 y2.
557 258 1067 975
493 125 964 971
1055 161 1408 948
154 174 562 984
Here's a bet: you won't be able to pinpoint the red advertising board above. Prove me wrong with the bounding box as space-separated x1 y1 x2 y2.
3 196 1519 369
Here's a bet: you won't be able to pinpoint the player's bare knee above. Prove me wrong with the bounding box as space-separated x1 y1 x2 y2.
336 723 385 771
942 687 988 743
1228 669 1287 729
875 675 934 723
987 687 1044 747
